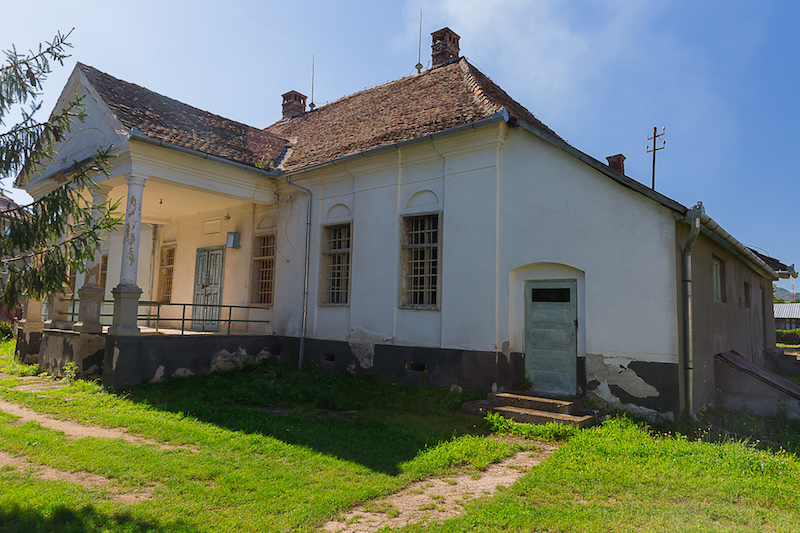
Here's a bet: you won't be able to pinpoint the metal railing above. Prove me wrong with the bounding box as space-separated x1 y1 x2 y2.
62 299 269 335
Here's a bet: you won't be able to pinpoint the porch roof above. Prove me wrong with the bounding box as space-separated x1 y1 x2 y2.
77 63 287 170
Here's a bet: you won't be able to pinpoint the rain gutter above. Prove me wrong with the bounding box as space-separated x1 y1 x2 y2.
285 174 312 370
682 202 703 414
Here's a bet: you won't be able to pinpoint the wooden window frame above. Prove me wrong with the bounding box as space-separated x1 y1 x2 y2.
251 233 276 306
157 245 176 303
712 256 726 303
400 212 441 309
320 222 352 306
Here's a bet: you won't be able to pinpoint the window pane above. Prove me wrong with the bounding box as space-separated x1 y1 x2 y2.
252 235 276 304
402 214 439 306
322 224 351 304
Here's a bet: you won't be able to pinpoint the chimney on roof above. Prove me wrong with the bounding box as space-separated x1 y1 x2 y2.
431 27 460 68
282 90 307 120
606 154 626 175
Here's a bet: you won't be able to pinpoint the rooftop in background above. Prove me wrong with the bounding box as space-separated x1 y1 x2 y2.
774 303 800 319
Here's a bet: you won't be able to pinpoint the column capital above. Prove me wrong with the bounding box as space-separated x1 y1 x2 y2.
90 182 114 204
126 173 148 187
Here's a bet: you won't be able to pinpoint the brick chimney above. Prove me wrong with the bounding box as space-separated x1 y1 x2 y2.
606 154 626 175
431 27 460 68
281 90 307 120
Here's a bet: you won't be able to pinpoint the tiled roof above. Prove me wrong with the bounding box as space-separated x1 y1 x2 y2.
775 303 800 319
266 58 560 171
0 194 17 212
79 58 558 173
749 248 793 274
77 63 287 169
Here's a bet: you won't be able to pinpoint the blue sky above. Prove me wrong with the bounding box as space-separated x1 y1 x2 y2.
2 0 798 289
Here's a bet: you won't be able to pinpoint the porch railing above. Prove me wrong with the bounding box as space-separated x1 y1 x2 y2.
61 299 269 335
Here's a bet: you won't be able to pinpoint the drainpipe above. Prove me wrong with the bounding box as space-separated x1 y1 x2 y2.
682 202 704 414
285 174 312 369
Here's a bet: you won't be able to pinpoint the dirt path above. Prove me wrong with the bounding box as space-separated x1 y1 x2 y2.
320 440 558 533
0 398 185 451
0 450 154 503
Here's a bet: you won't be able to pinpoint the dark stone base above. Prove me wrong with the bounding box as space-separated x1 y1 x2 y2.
14 327 41 365
103 334 525 392
586 359 680 416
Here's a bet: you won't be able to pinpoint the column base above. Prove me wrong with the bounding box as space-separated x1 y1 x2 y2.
74 285 105 335
108 284 142 337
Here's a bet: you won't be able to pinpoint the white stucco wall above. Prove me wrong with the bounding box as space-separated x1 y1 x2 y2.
497 129 679 366
66 112 679 373
274 123 680 369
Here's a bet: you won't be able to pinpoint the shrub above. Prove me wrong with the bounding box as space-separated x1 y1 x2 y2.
0 323 13 340
776 329 800 345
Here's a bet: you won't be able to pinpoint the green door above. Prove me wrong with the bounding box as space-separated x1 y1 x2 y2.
192 247 225 331
524 279 577 395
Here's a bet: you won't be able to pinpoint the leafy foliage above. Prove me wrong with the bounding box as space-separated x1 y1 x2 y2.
0 32 120 310
776 328 800 345
485 411 578 441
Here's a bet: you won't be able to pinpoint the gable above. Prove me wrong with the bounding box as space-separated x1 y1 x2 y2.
16 67 129 196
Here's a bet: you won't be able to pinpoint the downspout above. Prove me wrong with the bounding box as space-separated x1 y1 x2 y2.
682 202 704 415
285 174 312 369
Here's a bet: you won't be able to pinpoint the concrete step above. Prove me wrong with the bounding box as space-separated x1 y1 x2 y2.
461 399 492 417
493 406 596 429
488 392 579 414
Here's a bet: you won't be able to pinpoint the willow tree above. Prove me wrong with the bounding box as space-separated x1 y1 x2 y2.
0 31 120 312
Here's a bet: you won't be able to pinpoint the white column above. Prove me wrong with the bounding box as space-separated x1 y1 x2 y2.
118 174 147 287
109 173 147 337
82 185 112 288
75 184 112 334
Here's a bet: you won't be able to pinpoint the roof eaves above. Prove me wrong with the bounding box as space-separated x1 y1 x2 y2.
128 127 282 178
697 212 778 280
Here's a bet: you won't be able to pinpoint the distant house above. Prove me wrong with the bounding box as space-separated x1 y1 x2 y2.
14 28 797 419
775 303 800 330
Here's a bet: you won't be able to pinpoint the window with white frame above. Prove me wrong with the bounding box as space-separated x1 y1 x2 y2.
157 246 176 303
251 233 275 305
321 223 351 305
712 256 726 303
401 213 440 308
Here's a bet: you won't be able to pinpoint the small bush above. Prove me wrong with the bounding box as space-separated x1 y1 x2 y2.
0 323 13 340
485 412 578 441
776 329 800 345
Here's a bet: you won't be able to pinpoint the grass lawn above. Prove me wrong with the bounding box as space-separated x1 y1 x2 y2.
2 339 800 532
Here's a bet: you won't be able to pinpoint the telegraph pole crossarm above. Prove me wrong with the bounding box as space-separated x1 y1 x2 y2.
647 126 666 190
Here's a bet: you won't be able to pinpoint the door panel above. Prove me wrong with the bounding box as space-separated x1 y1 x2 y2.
524 279 577 395
192 247 225 331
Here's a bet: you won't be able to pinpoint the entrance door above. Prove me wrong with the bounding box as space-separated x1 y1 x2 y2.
524 279 577 395
192 247 225 331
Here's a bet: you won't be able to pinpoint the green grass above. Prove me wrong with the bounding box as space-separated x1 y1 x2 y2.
402 416 800 532
0 340 513 532
3 339 800 532
0 339 39 377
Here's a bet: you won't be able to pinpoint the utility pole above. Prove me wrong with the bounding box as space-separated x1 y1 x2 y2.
647 126 666 190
